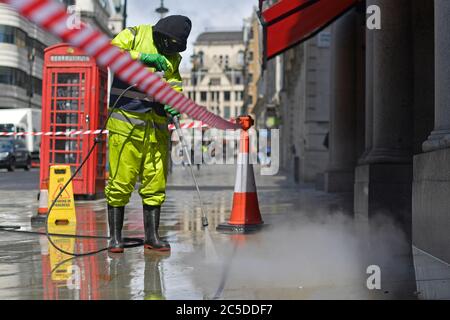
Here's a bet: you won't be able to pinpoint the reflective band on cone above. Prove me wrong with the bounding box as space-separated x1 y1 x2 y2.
217 116 263 233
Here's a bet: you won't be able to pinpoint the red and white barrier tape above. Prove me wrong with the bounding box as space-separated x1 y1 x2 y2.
0 0 240 131
167 122 208 131
0 130 108 137
0 122 209 136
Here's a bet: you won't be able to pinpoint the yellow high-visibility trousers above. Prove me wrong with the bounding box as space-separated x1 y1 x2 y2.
105 109 170 207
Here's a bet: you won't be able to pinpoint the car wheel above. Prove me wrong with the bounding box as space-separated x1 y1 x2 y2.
7 158 15 172
24 157 31 171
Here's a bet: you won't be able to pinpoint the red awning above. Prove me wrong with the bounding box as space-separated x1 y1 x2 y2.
260 0 358 61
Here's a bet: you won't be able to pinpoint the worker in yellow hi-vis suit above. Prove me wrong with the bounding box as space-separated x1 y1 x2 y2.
106 15 192 253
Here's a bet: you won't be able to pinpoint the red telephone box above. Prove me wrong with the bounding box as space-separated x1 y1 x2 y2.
40 44 108 199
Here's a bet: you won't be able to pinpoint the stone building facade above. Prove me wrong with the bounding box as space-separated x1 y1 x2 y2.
253 0 449 298
326 1 448 298
253 30 331 185
181 31 245 120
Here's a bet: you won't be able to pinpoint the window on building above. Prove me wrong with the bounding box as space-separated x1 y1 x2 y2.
248 73 254 83
0 67 29 92
60 0 76 6
237 50 245 66
224 106 231 119
235 91 243 101
32 39 47 59
0 25 47 59
210 78 221 86
200 91 207 102
0 25 15 44
224 91 231 102
235 75 242 85
32 77 42 95
15 29 26 48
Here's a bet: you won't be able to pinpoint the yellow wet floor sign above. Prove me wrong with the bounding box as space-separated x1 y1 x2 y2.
47 165 76 225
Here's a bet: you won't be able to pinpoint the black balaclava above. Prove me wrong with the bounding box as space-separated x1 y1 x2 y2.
153 15 192 55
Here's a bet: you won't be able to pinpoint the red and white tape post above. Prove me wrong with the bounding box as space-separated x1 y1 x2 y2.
0 122 208 137
0 0 240 131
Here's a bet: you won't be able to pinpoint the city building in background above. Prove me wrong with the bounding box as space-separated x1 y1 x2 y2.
250 22 331 186
58 0 121 37
0 1 125 112
0 3 59 110
243 9 263 118
108 0 128 36
181 30 246 121
280 31 332 187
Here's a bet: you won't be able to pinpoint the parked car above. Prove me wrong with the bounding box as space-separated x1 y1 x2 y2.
0 138 31 171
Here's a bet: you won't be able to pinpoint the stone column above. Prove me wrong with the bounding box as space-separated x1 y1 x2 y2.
359 20 373 163
324 10 357 193
354 0 414 232
422 0 450 152
365 0 413 163
353 2 418 295
413 0 450 271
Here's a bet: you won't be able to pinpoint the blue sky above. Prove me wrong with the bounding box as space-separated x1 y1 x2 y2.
127 0 256 70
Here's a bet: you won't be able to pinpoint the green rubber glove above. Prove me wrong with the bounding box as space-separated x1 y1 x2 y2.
164 105 180 117
139 53 168 72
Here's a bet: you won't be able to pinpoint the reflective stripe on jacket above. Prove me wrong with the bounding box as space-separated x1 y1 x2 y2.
107 109 169 142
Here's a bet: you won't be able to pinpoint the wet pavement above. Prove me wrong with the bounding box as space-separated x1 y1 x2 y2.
0 164 420 300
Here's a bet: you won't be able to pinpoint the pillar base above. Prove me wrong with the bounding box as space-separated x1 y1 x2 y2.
354 163 416 298
422 131 450 152
412 148 450 266
354 163 413 236
324 170 354 193
364 148 412 164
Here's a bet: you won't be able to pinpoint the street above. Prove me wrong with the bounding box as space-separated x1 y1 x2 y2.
0 164 418 300
0 168 40 191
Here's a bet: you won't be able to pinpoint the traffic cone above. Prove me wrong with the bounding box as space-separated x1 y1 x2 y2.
38 189 49 215
31 183 49 225
217 115 263 233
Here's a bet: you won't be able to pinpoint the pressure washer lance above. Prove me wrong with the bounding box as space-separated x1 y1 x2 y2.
171 115 209 228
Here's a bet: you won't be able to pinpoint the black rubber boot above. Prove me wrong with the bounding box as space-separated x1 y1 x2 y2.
108 205 125 253
143 205 171 252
